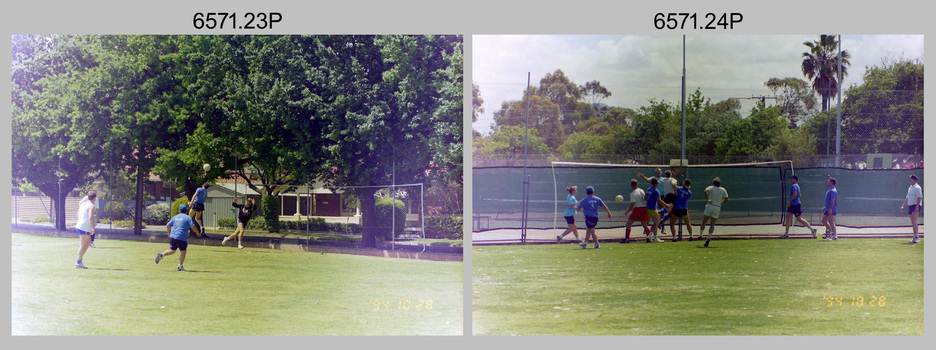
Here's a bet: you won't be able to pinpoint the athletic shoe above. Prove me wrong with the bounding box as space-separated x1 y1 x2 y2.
177 265 186 272
75 262 88 269
575 239 582 243
704 239 710 247
222 237 230 245
687 236 694 241
811 228 818 239
620 239 630 244
155 252 163 264
594 243 600 249
829 235 838 241
822 231 830 239
90 242 95 248
909 237 920 244
779 233 790 239
652 236 662 243
580 241 587 249
238 244 244 249
200 226 205 235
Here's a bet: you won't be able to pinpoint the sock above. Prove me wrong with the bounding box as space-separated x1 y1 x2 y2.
76 259 81 264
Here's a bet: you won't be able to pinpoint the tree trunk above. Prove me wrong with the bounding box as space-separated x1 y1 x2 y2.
134 167 145 235
54 190 67 231
358 187 378 248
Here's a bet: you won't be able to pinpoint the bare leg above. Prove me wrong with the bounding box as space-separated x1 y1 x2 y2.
77 234 91 262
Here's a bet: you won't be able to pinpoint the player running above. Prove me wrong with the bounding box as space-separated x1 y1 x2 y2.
557 186 583 243
700 177 728 247
577 186 612 249
223 197 256 249
822 177 838 241
156 204 200 271
781 175 818 239
74 191 97 269
667 179 694 241
621 179 650 244
188 182 210 238
900 174 923 244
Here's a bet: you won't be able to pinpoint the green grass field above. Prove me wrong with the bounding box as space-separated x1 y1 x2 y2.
473 238 923 335
11 233 462 335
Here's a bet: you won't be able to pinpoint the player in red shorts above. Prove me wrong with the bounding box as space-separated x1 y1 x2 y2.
621 179 650 243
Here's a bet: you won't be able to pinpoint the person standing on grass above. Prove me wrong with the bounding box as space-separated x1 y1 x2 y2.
223 197 256 249
668 179 694 241
781 175 818 239
78 193 100 248
900 174 922 244
700 177 728 247
645 178 668 243
156 204 200 271
74 190 97 269
557 186 582 244
188 182 210 238
621 179 649 244
577 186 611 249
821 177 838 241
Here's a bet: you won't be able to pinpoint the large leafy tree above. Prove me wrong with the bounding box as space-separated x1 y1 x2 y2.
475 125 551 166
12 35 113 230
801 35 851 112
841 58 923 155
317 35 463 247
765 77 817 127
492 94 565 150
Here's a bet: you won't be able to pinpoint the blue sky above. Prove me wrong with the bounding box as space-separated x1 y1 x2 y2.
473 35 924 134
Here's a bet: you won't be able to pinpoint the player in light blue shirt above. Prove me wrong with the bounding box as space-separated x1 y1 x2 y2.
576 186 611 249
156 204 200 271
558 186 582 243
822 177 838 241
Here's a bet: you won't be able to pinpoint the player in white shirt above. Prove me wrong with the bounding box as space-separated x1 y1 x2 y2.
79 194 100 247
74 191 98 269
899 174 923 244
700 177 728 247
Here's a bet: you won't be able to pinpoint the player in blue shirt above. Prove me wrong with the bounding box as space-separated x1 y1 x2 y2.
666 179 694 241
781 175 818 239
645 178 668 243
822 177 838 241
557 186 582 243
188 182 211 238
156 204 200 271
576 186 612 249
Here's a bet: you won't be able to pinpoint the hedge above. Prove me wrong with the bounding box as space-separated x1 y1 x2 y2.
424 216 463 240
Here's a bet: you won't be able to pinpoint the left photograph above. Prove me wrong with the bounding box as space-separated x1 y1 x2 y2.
11 34 464 335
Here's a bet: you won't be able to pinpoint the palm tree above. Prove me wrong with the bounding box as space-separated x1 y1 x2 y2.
801 35 851 112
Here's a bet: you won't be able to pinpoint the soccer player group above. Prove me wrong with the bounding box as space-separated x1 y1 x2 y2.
73 182 257 271
556 168 924 249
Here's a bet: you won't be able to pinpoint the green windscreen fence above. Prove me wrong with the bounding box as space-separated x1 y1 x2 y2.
472 164 922 232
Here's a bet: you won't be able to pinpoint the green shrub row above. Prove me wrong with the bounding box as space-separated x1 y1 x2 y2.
424 216 463 240
216 217 362 235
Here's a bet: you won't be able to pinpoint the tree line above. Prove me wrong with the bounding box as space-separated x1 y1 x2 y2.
12 35 463 248
473 36 922 168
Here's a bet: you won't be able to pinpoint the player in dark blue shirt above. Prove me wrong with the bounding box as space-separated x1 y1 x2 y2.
576 186 612 249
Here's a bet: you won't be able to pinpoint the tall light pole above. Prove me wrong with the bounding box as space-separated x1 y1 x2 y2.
835 34 843 167
681 35 687 174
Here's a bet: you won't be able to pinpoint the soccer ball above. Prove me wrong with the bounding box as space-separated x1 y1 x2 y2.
203 163 211 171
615 194 624 203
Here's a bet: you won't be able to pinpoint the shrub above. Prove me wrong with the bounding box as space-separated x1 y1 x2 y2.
104 201 129 221
110 220 145 229
424 216 463 240
217 218 236 229
28 214 50 223
375 197 406 239
170 197 189 217
307 217 328 231
246 216 266 230
261 195 280 233
143 202 171 225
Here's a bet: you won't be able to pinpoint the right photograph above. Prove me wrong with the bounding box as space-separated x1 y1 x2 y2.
471 35 924 335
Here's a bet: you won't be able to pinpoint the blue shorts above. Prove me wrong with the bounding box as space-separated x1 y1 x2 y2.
908 205 918 215
169 238 188 251
823 209 837 216
76 228 91 235
564 216 575 225
585 216 599 229
787 204 803 217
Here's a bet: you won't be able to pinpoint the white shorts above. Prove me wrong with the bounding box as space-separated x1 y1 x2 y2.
703 204 722 218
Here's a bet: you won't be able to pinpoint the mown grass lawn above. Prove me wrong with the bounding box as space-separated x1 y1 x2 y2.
473 238 923 335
